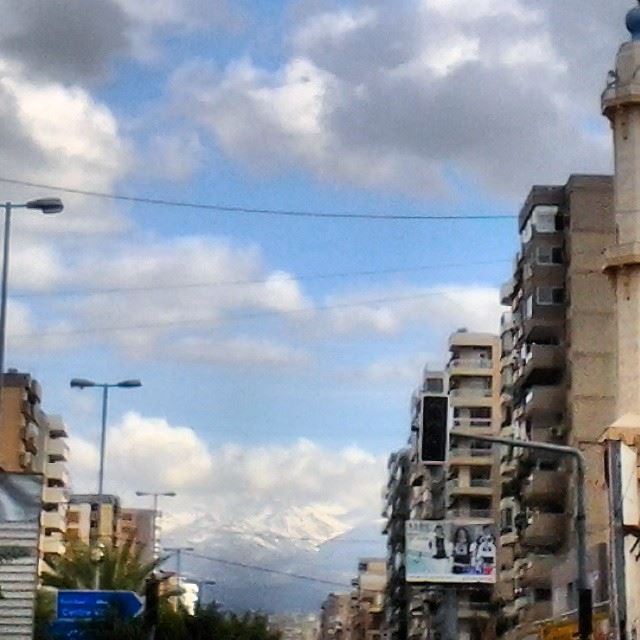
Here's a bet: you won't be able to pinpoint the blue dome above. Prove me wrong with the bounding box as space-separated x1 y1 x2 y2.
627 3 640 40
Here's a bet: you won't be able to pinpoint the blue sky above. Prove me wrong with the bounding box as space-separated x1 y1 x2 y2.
0 0 629 611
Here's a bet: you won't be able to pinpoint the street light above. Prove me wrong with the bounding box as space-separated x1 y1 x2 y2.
164 546 195 591
0 198 63 420
135 491 177 558
70 378 142 501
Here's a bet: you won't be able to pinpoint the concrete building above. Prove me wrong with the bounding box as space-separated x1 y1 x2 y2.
320 593 353 640
39 415 70 566
116 507 155 563
383 448 411 640
445 331 500 640
351 558 386 640
0 372 70 567
67 494 121 545
498 176 616 636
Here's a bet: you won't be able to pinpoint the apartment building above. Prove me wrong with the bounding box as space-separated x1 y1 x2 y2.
67 494 121 545
445 330 500 640
320 593 353 640
383 448 411 640
116 507 155 562
497 175 615 637
0 372 70 568
351 558 386 640
38 415 70 566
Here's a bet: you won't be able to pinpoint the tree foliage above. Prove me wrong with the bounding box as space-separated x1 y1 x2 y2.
40 539 163 593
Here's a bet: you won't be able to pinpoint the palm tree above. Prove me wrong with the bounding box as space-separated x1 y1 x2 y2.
41 539 164 593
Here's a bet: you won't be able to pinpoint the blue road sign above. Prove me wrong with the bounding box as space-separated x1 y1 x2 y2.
57 589 144 620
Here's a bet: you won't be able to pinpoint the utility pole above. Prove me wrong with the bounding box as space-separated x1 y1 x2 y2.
453 433 591 640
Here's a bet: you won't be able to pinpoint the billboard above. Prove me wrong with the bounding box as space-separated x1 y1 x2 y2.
0 473 43 640
405 520 496 584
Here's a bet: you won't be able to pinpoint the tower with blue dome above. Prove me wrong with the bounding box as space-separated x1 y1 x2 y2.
627 1 640 40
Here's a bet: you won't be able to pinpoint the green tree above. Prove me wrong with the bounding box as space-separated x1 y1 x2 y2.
41 539 163 593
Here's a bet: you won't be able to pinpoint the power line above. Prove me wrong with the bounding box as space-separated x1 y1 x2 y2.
11 285 497 339
11 259 510 300
0 176 516 221
185 551 351 588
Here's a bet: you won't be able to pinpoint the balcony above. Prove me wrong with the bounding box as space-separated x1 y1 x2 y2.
451 418 493 435
500 529 518 546
48 416 69 438
524 385 564 418
42 486 68 505
449 387 493 408
522 470 568 507
522 512 569 550
518 557 554 588
446 477 493 497
447 507 493 522
448 445 494 466
41 510 66 532
47 438 69 462
21 422 39 454
41 532 65 556
500 278 516 305
520 344 564 387
447 358 494 377
46 462 69 487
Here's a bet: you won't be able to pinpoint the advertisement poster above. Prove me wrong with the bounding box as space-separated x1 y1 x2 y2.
405 520 497 584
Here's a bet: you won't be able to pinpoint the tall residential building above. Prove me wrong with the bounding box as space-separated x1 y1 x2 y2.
497 176 615 636
39 415 70 565
320 593 353 640
0 372 70 566
67 494 121 545
351 558 386 640
116 508 155 563
445 330 500 640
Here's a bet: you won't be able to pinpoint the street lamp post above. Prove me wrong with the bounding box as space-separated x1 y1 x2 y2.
70 378 142 501
452 433 591 640
164 546 194 591
135 491 176 558
0 198 63 420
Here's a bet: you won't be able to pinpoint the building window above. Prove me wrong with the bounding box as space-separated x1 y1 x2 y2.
536 287 565 305
533 588 552 603
525 295 533 318
536 246 563 265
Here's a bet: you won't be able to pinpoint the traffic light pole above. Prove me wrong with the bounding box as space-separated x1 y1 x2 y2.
451 433 590 640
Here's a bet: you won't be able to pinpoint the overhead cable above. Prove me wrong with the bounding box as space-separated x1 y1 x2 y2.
0 176 516 221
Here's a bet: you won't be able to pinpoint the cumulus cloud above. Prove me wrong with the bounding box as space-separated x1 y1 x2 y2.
0 0 131 83
68 412 384 546
171 0 625 197
322 284 500 337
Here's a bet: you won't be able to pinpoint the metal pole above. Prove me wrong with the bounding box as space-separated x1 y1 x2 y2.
0 203 12 427
98 385 109 497
452 433 591 640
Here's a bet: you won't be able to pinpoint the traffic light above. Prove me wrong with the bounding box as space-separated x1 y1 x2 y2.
420 395 448 464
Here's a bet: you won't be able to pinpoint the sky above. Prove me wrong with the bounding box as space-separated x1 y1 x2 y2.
0 0 630 612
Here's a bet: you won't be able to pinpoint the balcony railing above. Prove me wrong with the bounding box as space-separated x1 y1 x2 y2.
451 417 493 430
449 388 493 399
448 358 493 371
447 508 493 520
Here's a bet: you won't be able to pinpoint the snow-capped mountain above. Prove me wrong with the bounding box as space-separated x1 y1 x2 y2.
161 507 385 612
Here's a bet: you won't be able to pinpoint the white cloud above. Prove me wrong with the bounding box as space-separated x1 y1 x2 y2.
68 413 385 547
171 336 311 369
322 285 500 337
171 0 619 197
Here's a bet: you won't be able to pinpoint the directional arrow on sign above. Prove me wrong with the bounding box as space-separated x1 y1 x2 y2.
57 590 144 621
